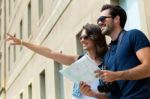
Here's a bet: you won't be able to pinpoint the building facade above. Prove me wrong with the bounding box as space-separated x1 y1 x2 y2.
0 0 150 99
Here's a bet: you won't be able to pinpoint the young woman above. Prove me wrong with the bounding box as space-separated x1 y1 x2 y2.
6 23 107 99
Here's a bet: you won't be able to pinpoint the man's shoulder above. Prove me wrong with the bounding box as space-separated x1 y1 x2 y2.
125 29 146 39
125 29 150 51
126 29 143 35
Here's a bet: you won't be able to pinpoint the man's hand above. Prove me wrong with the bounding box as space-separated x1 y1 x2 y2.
95 70 120 82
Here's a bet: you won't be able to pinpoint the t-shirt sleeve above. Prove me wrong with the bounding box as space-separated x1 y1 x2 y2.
129 29 150 52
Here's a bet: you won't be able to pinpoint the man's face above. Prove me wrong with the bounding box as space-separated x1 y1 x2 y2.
97 9 114 35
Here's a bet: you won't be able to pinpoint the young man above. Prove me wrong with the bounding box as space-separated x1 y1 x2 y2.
80 4 150 99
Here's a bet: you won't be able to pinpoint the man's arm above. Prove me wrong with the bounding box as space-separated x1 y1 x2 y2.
118 47 150 80
95 47 150 82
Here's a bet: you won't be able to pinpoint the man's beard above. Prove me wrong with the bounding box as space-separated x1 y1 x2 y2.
101 23 114 36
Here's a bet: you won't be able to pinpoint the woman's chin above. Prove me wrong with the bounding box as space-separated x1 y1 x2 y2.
83 47 89 50
83 47 87 50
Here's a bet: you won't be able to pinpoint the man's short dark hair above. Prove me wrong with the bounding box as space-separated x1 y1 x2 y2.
101 4 127 28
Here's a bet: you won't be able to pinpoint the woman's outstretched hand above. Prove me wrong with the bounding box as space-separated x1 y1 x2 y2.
6 33 22 45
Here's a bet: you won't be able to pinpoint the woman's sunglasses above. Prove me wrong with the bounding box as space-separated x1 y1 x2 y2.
79 35 89 40
97 16 112 24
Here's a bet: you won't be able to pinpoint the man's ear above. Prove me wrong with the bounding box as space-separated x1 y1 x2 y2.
114 15 120 23
114 15 120 25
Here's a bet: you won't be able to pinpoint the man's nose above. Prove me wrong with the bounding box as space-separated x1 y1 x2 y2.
97 21 103 26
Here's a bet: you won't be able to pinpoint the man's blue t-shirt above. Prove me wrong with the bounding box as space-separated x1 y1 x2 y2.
104 29 150 99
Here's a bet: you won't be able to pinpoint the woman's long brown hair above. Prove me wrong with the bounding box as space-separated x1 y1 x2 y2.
77 23 108 59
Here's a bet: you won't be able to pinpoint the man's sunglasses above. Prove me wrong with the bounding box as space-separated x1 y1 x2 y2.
79 35 89 40
97 16 112 24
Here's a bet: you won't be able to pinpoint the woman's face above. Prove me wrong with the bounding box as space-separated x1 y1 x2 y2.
80 29 95 50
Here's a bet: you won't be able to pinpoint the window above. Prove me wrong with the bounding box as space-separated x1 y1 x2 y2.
28 2 31 37
76 34 84 54
8 46 11 71
28 84 32 99
9 0 11 16
40 70 46 99
0 18 1 40
0 51 2 88
54 62 65 99
13 34 16 62
13 0 15 8
20 20 23 50
38 0 43 18
119 0 141 30
0 63 1 87
20 93 23 99
0 9 1 40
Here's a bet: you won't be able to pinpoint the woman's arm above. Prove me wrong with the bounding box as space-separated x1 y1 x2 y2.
6 33 79 65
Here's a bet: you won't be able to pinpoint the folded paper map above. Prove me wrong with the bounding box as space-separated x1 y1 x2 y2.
59 54 99 83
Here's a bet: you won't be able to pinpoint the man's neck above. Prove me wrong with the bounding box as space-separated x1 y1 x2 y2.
110 28 123 41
